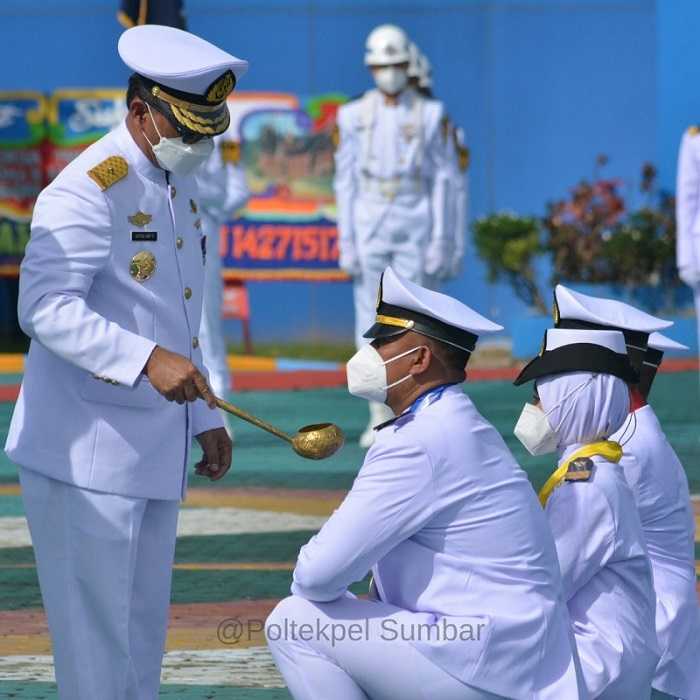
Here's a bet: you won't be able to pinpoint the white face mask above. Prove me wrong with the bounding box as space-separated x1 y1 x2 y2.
514 403 558 456
143 103 214 175
346 343 424 403
373 66 408 96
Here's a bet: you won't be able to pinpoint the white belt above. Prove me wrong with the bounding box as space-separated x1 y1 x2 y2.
359 173 426 201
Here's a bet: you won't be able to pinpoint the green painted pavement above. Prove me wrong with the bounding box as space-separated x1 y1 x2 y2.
0 683 292 699
0 372 697 494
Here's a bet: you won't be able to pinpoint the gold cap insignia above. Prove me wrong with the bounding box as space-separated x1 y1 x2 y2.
128 211 152 227
130 250 156 283
206 70 235 104
87 156 128 191
689 125 700 136
190 199 198 213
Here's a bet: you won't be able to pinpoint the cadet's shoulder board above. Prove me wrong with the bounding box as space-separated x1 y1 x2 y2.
331 124 340 150
457 144 470 172
688 125 700 137
220 140 241 165
87 156 128 191
564 457 594 482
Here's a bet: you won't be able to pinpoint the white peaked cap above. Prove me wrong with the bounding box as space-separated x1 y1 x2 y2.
363 266 502 353
514 327 637 386
554 284 672 334
648 332 689 352
119 25 248 95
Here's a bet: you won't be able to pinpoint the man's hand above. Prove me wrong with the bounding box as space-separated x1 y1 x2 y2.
195 428 233 481
424 238 451 279
679 266 700 289
143 346 216 407
339 244 361 278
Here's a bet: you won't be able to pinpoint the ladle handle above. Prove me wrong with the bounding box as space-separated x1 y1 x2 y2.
214 396 294 445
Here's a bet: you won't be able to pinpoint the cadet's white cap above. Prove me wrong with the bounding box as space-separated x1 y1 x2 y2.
363 266 503 354
118 25 248 136
514 328 637 386
553 283 672 372
417 52 432 89
407 43 422 78
364 24 411 66
648 332 689 352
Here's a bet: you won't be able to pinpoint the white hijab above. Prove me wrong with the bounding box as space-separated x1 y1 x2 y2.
536 371 630 458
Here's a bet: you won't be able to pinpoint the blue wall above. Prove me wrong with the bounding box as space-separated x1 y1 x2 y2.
0 0 689 345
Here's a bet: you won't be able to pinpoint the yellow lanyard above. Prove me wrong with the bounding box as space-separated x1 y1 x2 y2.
538 441 622 507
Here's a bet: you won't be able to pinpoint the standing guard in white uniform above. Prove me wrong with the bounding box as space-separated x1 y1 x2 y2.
514 327 660 699
675 125 700 359
552 284 700 700
4 25 247 699
197 134 250 429
334 25 453 447
266 267 585 700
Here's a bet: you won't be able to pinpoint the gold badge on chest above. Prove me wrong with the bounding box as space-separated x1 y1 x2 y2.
130 250 156 282
128 211 152 227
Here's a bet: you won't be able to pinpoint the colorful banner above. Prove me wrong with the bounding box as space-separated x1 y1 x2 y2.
0 92 46 277
220 92 349 281
0 89 349 281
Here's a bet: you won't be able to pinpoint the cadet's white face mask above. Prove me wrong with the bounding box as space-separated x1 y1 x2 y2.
373 66 408 96
346 343 424 403
143 103 214 176
514 375 596 456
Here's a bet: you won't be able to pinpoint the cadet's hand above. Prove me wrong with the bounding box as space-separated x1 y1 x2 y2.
195 428 233 481
424 238 451 279
678 266 700 289
143 346 216 407
339 246 361 278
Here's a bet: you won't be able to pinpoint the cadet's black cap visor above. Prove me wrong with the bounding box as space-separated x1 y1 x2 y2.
363 302 478 353
514 343 639 386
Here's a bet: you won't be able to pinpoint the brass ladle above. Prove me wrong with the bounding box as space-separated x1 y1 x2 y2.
214 396 345 460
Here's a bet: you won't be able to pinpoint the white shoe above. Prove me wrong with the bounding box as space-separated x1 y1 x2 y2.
359 402 394 448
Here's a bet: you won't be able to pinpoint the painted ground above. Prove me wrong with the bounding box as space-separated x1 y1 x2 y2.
0 372 699 698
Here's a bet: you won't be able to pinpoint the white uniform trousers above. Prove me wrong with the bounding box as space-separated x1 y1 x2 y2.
266 594 506 700
19 466 179 700
199 213 230 400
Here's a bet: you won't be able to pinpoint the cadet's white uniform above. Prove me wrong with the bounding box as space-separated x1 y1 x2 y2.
675 127 700 352
538 372 659 700
448 125 469 278
196 137 249 398
5 120 223 698
267 385 584 700
334 88 451 347
613 406 700 699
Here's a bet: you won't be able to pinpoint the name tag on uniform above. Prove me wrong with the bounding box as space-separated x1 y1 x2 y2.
131 231 158 242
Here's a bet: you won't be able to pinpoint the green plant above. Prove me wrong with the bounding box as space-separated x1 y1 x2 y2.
472 212 547 313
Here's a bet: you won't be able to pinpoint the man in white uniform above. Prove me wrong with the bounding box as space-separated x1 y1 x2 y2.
675 125 700 358
334 24 452 447
4 25 246 699
552 285 700 700
197 134 250 427
266 267 584 700
514 327 659 699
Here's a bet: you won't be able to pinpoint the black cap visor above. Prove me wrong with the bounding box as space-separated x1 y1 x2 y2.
514 343 640 386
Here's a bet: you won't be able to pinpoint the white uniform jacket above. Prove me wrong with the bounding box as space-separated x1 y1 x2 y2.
676 127 700 285
5 121 223 501
546 452 659 698
333 88 451 259
613 406 700 698
291 384 583 700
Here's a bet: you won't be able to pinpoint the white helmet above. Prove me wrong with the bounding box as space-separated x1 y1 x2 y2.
418 52 433 89
407 42 422 78
364 24 411 66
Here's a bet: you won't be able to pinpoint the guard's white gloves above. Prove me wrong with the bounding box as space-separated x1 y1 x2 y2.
678 266 700 289
448 253 465 280
339 242 362 277
424 238 451 279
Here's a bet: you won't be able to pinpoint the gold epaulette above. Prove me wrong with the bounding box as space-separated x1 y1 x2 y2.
331 124 340 150
564 457 594 482
688 125 700 137
220 140 241 164
457 144 470 172
87 156 128 191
